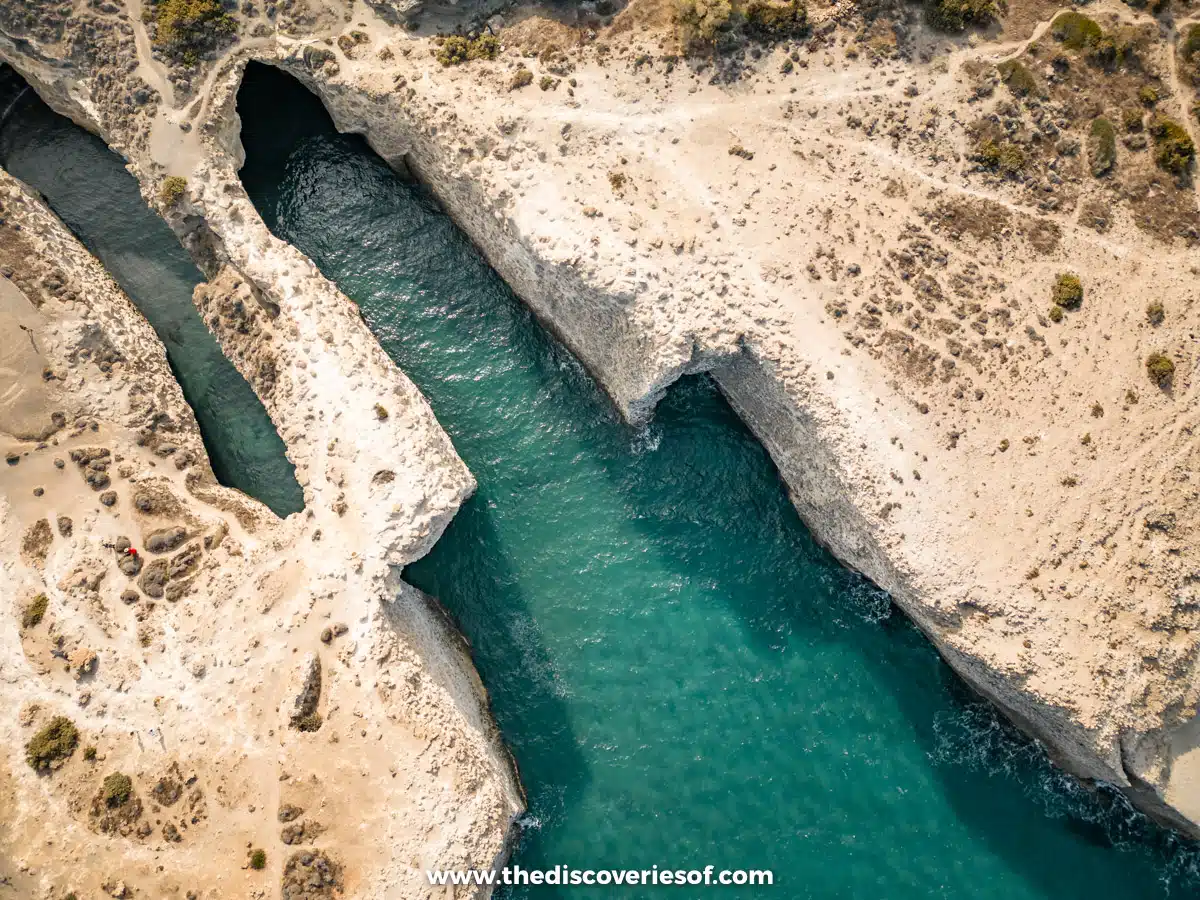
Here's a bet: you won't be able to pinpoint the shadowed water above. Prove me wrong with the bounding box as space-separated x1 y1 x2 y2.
3 59 1195 899
234 64 1200 899
0 76 304 517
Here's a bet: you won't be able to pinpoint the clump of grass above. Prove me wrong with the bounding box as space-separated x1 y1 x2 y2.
976 138 1025 176
152 0 237 63
1048 305 1064 323
743 0 808 40
101 772 133 808
539 75 557 91
83 745 98 761
159 176 187 206
373 404 389 420
728 144 755 159
1138 85 1159 106
21 593 48 628
1123 108 1144 133
26 716 79 772
1146 352 1175 386
1052 273 1083 310
1051 11 1103 50
676 0 735 50
435 33 499 66
1182 24 1200 64
608 170 628 191
1146 300 1164 325
508 68 533 90
1150 117 1196 175
250 848 267 870
1088 117 1116 176
997 59 1039 97
926 0 998 32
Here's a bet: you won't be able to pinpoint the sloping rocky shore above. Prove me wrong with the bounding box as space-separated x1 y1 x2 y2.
2 0 1200 888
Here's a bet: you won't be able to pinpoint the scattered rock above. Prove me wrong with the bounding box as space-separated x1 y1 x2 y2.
145 526 187 554
56 515 72 537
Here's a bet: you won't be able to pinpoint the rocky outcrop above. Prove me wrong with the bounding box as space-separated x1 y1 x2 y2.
0 135 519 898
3 0 1200 868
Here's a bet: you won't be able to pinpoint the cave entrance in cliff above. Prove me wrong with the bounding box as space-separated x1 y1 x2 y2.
232 60 1200 897
0 64 304 518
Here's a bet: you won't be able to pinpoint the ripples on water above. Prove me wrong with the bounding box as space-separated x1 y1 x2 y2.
2 62 1196 900
232 62 1200 900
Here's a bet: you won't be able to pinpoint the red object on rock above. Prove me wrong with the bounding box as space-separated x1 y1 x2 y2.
128 548 137 556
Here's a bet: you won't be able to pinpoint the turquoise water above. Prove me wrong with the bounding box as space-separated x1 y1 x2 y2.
1 63 1195 898
233 65 1200 898
0 81 303 517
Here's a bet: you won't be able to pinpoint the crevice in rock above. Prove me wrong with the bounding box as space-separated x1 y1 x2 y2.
0 63 304 517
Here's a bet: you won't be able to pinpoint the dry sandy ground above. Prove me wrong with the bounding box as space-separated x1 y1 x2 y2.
0 0 1199 888
0 168 520 898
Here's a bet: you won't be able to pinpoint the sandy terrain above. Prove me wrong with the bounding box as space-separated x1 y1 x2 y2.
0 168 520 897
0 0 1199 888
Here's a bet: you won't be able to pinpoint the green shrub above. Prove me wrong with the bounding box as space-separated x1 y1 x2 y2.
1123 108 1144 132
977 138 1025 175
21 593 48 628
1150 117 1196 175
26 716 79 771
101 772 133 807
1052 273 1083 309
83 745 97 761
509 68 533 90
539 75 556 91
676 0 735 50
250 848 267 870
1146 352 1175 386
1138 85 1159 106
159 176 187 206
1048 305 1064 323
435 33 499 66
153 0 236 61
1051 11 1103 50
926 0 998 32
743 0 808 40
1088 117 1116 176
1146 300 1164 324
997 60 1039 97
1182 24 1200 63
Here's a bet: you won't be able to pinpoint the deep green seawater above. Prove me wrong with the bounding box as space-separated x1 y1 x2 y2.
0 75 303 517
3 62 1198 898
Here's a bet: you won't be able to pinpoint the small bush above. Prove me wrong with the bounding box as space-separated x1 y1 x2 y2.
729 144 755 159
1146 300 1164 325
436 33 499 66
676 0 734 50
1088 117 1116 176
926 0 997 32
1052 11 1103 50
539 75 556 91
373 403 389 420
1138 85 1159 106
743 0 808 40
508 68 533 90
1052 273 1083 309
1123 108 1144 133
1150 117 1196 175
977 138 1025 175
1182 24 1200 63
26 716 79 771
21 593 48 628
997 60 1039 97
250 848 267 870
159 176 187 206
153 0 237 62
1048 305 1064 323
101 772 133 807
1146 352 1175 386
608 171 628 191
83 745 97 761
